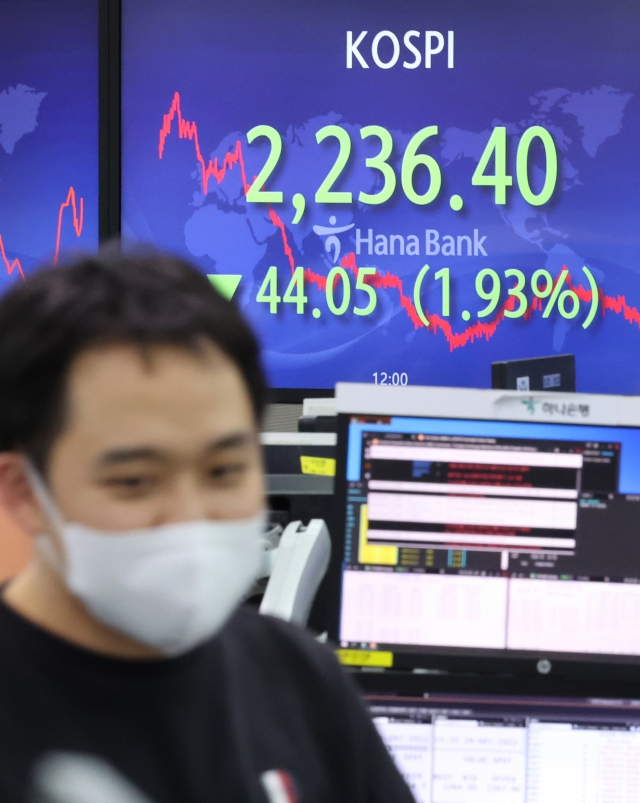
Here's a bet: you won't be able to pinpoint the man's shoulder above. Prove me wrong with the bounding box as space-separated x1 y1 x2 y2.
225 603 322 642
215 605 345 688
211 606 373 756
220 604 337 665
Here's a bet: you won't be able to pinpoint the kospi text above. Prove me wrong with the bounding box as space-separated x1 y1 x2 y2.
346 30 454 69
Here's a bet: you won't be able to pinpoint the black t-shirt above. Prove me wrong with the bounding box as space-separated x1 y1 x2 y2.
0 598 414 803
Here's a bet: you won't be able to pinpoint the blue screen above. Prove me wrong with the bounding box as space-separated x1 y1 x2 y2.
346 416 640 494
0 0 98 284
121 0 640 391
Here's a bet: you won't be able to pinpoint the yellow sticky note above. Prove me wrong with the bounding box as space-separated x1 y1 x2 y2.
300 456 336 476
336 649 394 668
358 504 398 566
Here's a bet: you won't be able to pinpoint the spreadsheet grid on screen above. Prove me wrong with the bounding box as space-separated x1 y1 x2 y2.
338 413 640 657
370 694 640 803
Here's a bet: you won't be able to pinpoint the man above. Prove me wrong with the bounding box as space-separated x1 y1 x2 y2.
0 250 414 802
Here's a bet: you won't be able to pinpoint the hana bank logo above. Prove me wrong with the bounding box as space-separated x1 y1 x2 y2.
519 397 590 419
313 216 355 265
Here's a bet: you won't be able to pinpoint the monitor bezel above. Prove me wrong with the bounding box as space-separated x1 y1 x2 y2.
354 669 640 701
326 382 640 681
99 0 121 243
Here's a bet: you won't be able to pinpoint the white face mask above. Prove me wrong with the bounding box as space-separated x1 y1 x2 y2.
25 460 266 656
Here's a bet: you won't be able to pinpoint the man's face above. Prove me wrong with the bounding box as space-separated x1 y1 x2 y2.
44 342 265 530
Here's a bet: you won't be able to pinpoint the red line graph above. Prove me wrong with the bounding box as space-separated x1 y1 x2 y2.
0 186 85 280
53 186 84 266
159 92 640 351
159 93 249 195
0 236 26 280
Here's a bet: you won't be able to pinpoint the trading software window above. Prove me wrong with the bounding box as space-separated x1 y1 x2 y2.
369 694 640 803
339 415 640 656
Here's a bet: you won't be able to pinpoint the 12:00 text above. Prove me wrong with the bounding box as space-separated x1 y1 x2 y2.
373 372 408 386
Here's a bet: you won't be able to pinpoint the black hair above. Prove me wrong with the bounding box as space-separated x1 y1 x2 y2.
0 247 267 472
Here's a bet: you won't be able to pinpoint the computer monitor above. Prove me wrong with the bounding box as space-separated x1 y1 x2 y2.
119 0 640 395
491 354 576 393
329 383 640 677
367 691 640 803
0 0 98 283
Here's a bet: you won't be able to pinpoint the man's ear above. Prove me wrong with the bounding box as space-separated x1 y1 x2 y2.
0 453 49 536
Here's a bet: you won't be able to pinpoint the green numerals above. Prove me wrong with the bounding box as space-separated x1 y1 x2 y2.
473 125 558 206
517 126 558 206
243 123 557 211
242 119 558 216
411 265 590 325
358 126 396 205
470 266 580 322
354 267 378 316
257 266 379 318
326 266 351 314
283 266 308 314
476 269 501 317
253 263 591 326
472 127 513 205
410 265 450 323
435 268 450 316
315 125 353 204
401 126 442 205
504 269 527 318
257 266 308 315
256 266 281 313
245 125 284 204
326 266 377 316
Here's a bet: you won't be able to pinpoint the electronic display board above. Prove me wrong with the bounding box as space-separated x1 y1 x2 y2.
121 0 640 392
0 0 98 284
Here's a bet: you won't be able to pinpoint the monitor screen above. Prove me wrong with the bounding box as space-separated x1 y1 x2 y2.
335 409 640 659
120 0 640 392
368 692 640 803
0 0 98 283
